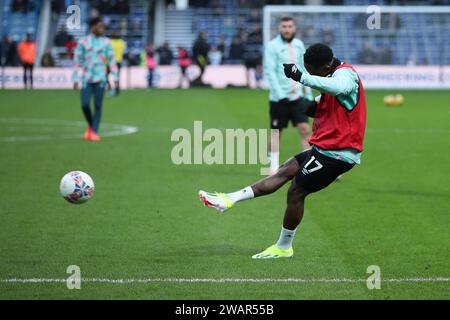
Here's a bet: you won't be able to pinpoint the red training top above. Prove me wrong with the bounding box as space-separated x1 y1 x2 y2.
308 63 367 152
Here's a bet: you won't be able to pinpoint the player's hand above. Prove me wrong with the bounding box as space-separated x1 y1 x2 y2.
73 82 79 91
283 63 302 82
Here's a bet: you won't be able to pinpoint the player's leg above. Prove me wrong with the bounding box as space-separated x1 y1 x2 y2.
148 68 153 88
252 149 355 259
81 83 94 140
283 178 308 231
251 156 299 197
199 156 300 213
29 63 34 89
291 98 311 151
296 122 310 151
178 67 185 88
90 82 105 139
269 100 288 174
116 63 121 95
22 63 28 89
269 128 281 175
252 179 309 259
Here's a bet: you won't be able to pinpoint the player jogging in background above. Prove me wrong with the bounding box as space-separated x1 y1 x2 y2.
264 16 313 175
199 43 366 259
73 17 118 142
110 32 126 95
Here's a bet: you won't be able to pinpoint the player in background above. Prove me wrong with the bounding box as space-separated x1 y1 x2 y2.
18 33 36 89
199 44 366 259
177 46 192 88
110 32 126 95
264 16 313 175
73 17 118 142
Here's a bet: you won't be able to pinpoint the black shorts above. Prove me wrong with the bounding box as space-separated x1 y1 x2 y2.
294 148 355 193
244 57 261 69
270 98 309 130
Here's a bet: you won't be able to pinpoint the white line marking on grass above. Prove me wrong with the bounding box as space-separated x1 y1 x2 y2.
1 277 449 284
0 118 138 142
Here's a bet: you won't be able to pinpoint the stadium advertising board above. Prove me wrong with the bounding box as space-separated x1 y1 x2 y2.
1 66 449 89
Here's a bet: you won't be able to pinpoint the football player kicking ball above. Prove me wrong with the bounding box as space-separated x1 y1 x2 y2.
199 43 367 259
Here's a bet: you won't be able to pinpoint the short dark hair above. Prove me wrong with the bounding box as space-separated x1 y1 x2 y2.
89 17 102 28
304 43 334 68
280 16 294 23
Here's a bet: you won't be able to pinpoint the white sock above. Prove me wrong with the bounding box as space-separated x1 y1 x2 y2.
276 226 297 250
269 152 279 172
227 186 254 203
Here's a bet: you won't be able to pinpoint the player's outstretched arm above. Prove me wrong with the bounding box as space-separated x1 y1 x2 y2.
283 63 357 97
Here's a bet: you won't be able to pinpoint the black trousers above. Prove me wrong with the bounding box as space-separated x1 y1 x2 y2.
23 63 34 88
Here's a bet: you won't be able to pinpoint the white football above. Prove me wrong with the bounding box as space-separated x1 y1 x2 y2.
59 171 95 204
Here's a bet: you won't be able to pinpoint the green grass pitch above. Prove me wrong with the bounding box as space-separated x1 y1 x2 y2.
0 88 449 299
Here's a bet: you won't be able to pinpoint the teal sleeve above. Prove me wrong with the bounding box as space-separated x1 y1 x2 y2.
72 40 84 83
297 41 307 73
300 68 358 97
106 42 119 82
263 43 284 101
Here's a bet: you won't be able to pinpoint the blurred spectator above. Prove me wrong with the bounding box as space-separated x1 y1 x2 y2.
208 46 222 65
246 9 261 24
0 37 7 66
157 42 174 65
387 13 401 31
322 27 335 46
54 27 70 47
18 33 36 89
27 0 36 11
243 25 262 87
407 54 416 66
51 0 65 13
65 35 77 59
192 32 210 84
127 50 141 66
177 46 191 88
12 0 28 13
119 18 128 36
0 41 3 66
3 36 20 66
89 7 100 19
235 27 247 43
115 0 130 15
217 35 225 60
144 43 156 88
97 0 113 14
228 36 244 63
352 13 367 30
358 43 377 65
41 49 55 67
379 47 392 65
11 0 36 13
190 0 208 7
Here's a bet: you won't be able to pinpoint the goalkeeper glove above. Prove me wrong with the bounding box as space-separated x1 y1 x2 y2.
283 63 302 82
303 99 318 118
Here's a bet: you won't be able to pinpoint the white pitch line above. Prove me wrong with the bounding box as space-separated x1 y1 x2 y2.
0 118 138 142
1 277 449 284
